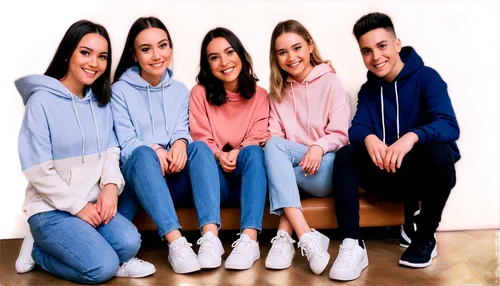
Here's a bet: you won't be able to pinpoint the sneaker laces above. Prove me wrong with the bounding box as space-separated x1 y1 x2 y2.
197 236 215 255
172 239 196 261
269 234 295 254
335 244 358 267
298 234 324 261
231 236 253 255
121 257 145 268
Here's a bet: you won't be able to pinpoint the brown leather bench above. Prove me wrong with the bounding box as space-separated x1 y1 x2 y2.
133 191 404 231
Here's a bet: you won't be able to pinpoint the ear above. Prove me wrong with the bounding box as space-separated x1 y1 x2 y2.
395 38 402 53
308 38 314 54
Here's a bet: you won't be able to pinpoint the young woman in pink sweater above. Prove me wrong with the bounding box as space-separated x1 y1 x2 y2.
264 20 352 275
189 27 269 271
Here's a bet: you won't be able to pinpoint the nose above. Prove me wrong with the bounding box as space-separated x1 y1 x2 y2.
88 55 98 67
220 54 229 67
152 48 160 60
372 49 381 61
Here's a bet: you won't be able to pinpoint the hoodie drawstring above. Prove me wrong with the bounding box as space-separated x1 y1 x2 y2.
147 85 156 135
162 85 168 134
89 99 102 159
71 96 86 163
290 81 312 138
380 82 400 144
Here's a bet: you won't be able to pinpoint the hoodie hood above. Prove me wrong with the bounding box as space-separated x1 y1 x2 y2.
16 74 102 163
367 46 423 84
118 65 174 90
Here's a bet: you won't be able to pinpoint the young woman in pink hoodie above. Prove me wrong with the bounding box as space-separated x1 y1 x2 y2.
189 27 269 271
264 20 352 275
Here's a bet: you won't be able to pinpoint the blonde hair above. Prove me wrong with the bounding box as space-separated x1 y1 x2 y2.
269 20 323 102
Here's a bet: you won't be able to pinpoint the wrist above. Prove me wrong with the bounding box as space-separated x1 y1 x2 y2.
176 139 188 146
407 132 419 143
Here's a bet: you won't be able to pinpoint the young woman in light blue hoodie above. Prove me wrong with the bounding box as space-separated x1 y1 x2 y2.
14 20 155 284
111 17 220 274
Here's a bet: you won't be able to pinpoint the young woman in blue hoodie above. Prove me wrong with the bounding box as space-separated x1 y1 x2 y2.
111 17 220 274
329 13 460 281
14 20 155 284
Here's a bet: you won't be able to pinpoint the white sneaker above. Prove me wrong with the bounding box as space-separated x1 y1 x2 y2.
115 257 156 278
15 233 35 274
168 237 201 274
298 229 330 275
265 230 296 270
329 238 368 281
224 234 260 270
197 231 224 269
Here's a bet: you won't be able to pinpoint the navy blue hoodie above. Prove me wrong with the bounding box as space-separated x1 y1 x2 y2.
349 46 460 161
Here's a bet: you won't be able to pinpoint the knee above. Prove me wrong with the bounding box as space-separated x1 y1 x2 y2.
82 254 119 284
188 140 212 155
333 144 357 166
420 143 454 169
264 136 286 154
239 145 264 162
130 146 157 165
116 228 141 261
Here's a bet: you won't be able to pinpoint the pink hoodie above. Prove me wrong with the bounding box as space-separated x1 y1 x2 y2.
268 63 351 153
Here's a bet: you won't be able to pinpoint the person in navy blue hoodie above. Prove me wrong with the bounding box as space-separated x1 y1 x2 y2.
328 13 460 281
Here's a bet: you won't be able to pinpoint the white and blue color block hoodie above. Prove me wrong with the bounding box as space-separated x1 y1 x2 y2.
16 75 125 219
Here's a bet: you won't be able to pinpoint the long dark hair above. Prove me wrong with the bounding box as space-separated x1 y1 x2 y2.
196 27 258 106
45 20 112 106
113 17 173 83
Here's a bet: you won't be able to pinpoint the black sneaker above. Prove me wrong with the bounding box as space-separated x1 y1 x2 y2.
399 209 420 248
399 237 437 268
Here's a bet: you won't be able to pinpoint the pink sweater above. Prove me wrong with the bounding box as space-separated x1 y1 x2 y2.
189 84 270 154
268 63 351 153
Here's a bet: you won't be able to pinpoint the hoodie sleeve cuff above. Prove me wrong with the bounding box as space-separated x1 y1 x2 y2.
412 129 427 144
312 140 328 154
171 133 193 145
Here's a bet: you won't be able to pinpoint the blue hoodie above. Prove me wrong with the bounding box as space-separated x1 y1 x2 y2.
349 47 460 161
111 66 192 165
16 75 124 218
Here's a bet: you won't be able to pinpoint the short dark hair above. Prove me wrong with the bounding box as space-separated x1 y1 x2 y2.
196 27 258 106
353 12 396 42
114 17 172 83
45 20 112 107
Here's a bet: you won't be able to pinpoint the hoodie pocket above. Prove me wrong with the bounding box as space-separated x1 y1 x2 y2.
60 169 72 185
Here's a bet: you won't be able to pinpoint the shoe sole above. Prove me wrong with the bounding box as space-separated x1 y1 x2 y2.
225 254 260 270
329 255 368 281
199 261 222 269
168 256 201 274
115 267 156 278
398 246 437 268
265 259 292 270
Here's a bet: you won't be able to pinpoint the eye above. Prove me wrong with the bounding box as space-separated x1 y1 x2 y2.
278 51 287 56
379 44 387 49
294 46 302 51
362 50 371 55
141 47 151 52
209 55 219 61
80 50 90 56
98 55 108 60
160 43 168 49
227 49 235 55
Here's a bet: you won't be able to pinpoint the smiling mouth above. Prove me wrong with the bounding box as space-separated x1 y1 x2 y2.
82 68 97 75
150 62 164 67
287 61 301 68
221 67 234 74
373 61 387 68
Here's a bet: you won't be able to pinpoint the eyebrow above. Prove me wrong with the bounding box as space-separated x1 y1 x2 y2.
138 38 168 49
276 42 301 53
360 40 388 51
207 46 232 58
79 45 108 55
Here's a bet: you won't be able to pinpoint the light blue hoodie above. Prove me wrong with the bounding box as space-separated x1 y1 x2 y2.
16 75 124 218
111 66 192 165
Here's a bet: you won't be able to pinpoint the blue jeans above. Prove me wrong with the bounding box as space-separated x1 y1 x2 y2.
118 141 220 238
28 211 141 285
264 136 336 215
192 145 267 233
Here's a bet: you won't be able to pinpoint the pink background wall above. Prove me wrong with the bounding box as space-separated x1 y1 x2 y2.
7 1 500 230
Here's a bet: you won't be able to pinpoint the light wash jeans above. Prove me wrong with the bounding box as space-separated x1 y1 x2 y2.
206 145 267 232
29 210 141 285
118 141 220 238
264 136 336 215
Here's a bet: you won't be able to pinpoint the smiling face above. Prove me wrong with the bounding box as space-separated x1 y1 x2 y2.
358 27 403 82
274 32 314 83
133 27 171 86
61 33 108 96
206 37 242 92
